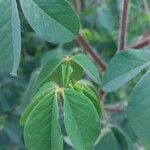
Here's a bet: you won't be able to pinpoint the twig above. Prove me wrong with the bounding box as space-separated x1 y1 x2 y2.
77 33 107 72
118 0 129 51
129 28 150 49
105 107 125 113
130 35 150 49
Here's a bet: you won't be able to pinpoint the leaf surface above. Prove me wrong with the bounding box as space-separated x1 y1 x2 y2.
24 92 63 150
20 82 55 125
127 70 150 144
64 89 100 150
94 129 119 150
94 127 129 150
36 59 62 88
62 64 73 86
103 50 150 92
73 54 101 84
20 0 80 43
0 0 21 75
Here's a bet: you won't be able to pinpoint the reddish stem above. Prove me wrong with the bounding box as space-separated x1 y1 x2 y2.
105 107 124 113
77 33 107 72
118 0 129 51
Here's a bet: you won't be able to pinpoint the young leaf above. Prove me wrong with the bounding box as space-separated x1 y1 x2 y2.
127 70 150 144
20 0 80 43
0 0 21 76
73 80 100 116
73 54 101 84
20 82 56 125
103 50 150 92
70 61 84 81
64 89 100 150
24 92 63 150
62 64 73 86
36 59 62 88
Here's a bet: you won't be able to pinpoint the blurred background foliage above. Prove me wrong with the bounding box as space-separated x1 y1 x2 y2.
0 0 150 149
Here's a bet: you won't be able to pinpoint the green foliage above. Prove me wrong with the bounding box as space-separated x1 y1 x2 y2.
64 89 100 150
103 50 150 92
1 0 150 149
73 54 101 84
20 54 101 150
24 91 63 150
127 71 150 144
103 50 150 147
0 0 21 76
20 0 80 43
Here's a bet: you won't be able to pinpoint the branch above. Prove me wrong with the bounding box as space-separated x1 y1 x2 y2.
118 0 129 51
129 29 150 49
130 36 150 49
77 33 107 72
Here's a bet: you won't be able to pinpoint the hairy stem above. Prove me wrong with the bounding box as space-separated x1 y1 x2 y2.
77 33 107 72
118 0 129 51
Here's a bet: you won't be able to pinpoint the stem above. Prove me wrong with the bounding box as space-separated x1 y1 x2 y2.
118 0 129 51
77 33 107 72
105 107 124 113
130 36 150 49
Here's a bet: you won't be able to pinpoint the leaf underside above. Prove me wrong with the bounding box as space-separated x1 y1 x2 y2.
103 50 150 92
0 0 21 75
20 0 80 43
127 71 150 144
73 54 101 84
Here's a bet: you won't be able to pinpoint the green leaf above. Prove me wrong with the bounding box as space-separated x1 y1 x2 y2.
36 59 62 88
70 61 84 81
0 0 21 76
73 80 101 116
94 127 128 150
103 50 150 92
94 129 120 150
111 126 128 150
62 64 73 86
20 82 56 125
73 54 101 84
127 70 150 144
64 89 100 150
41 48 69 65
97 6 116 32
24 91 63 150
20 0 80 43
